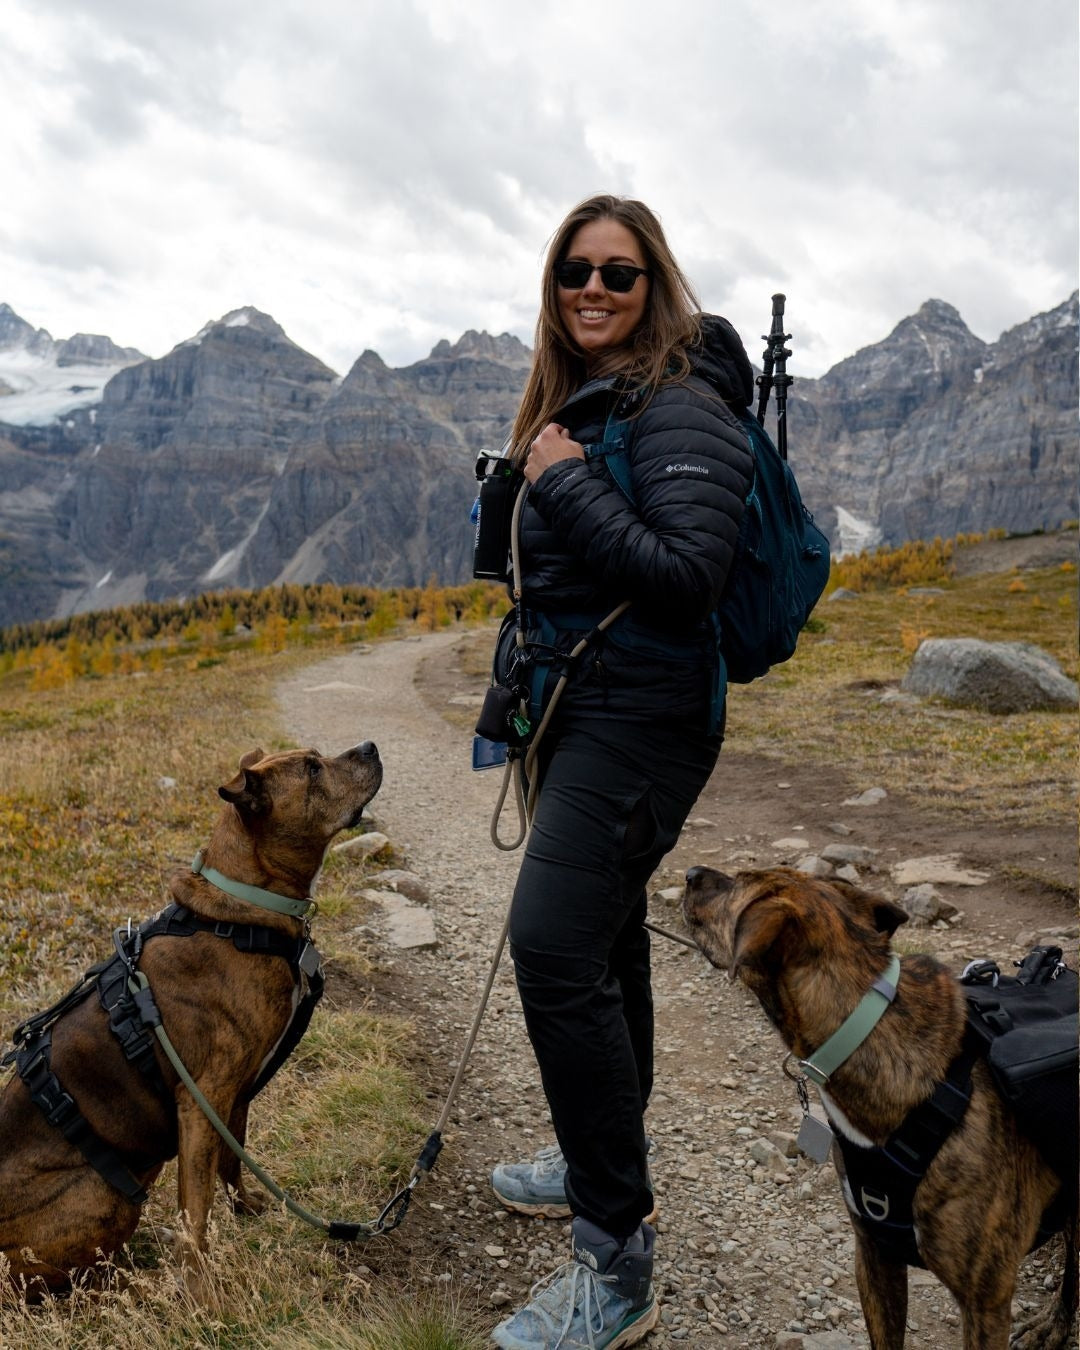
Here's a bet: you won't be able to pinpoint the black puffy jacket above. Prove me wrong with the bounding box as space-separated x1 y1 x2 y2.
508 315 755 724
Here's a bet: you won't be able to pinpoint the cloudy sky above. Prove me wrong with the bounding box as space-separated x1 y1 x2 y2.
2 0 1076 378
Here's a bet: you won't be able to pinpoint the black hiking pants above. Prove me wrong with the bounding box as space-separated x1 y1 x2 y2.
508 711 723 1239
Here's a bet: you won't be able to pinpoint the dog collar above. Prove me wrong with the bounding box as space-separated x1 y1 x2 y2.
798 953 901 1087
190 850 314 919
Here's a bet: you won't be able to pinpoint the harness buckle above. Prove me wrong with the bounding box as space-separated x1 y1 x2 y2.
45 1089 80 1131
214 921 236 939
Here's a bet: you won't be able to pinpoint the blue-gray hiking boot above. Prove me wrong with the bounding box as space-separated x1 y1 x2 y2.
491 1217 659 1349
491 1141 658 1221
491 1142 573 1218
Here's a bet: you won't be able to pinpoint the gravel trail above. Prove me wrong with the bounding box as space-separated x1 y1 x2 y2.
276 632 1070 1349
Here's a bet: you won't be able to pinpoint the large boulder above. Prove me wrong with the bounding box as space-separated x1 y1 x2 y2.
901 638 1078 713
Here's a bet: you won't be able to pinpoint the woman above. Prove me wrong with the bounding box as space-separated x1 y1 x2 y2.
489 194 755 1350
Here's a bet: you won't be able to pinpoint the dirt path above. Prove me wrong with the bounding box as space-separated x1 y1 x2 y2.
276 632 1075 1349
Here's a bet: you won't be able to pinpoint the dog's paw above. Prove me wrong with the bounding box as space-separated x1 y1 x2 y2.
227 1183 268 1217
1010 1303 1073 1350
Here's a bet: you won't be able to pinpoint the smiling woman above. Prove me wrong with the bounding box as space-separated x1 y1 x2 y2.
484 193 757 1350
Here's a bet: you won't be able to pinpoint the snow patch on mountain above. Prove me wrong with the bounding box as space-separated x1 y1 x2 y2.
0 303 145 427
834 505 883 557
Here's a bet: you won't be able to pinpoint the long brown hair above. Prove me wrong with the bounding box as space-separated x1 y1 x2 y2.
510 194 702 461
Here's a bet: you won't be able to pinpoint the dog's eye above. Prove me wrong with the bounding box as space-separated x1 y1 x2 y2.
305 756 321 779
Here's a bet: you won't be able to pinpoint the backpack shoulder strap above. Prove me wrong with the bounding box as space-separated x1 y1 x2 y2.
581 411 636 505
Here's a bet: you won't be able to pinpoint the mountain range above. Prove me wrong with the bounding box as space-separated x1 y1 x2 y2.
0 293 1075 630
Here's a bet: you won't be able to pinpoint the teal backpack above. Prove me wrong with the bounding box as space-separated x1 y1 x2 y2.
583 407 831 684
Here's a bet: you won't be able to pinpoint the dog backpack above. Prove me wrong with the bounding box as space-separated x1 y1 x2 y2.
960 945 1079 1190
583 407 831 684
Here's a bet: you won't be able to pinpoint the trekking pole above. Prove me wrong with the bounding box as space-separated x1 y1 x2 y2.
755 293 793 461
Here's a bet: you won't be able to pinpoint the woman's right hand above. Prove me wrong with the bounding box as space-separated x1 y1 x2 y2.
524 423 585 483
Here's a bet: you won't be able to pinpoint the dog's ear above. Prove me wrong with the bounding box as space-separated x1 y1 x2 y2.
830 878 909 936
238 747 266 770
871 900 908 935
218 765 268 815
729 895 799 980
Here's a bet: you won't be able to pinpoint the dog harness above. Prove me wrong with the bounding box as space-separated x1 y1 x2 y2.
832 1025 981 1267
814 950 1075 1266
3 901 323 1203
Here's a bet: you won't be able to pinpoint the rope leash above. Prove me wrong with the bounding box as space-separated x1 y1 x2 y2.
126 966 438 1239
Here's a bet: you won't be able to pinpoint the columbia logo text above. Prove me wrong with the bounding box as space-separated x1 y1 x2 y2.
665 463 710 476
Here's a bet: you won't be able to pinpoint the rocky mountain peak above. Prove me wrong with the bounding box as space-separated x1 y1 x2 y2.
430 330 533 366
0 302 56 358
55 333 146 367
911 297 968 327
889 298 984 361
177 306 290 351
339 348 400 395
820 295 986 394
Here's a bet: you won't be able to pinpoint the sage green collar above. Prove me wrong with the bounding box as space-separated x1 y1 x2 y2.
191 850 314 920
798 954 901 1087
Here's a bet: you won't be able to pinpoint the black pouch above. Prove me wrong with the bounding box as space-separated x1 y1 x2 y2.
474 612 532 747
475 684 522 743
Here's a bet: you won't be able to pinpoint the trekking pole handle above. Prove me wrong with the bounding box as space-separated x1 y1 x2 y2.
768 293 793 461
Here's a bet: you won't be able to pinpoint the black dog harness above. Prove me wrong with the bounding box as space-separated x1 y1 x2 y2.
831 964 1075 1267
833 1025 982 1267
3 902 323 1203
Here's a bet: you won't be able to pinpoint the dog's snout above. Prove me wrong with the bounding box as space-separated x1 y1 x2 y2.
357 740 378 760
683 866 734 904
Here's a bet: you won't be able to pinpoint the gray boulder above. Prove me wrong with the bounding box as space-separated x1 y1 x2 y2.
899 883 959 925
901 638 1078 713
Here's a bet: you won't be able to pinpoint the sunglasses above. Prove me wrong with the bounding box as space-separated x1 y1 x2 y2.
555 261 649 293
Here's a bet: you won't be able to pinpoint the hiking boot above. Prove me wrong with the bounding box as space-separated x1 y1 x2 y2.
491 1217 658 1349
491 1142 573 1218
491 1140 657 1221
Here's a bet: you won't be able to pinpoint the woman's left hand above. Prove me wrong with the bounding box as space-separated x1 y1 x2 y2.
524 422 585 483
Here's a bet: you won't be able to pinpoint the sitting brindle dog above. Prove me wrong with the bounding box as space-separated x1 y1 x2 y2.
682 865 1077 1350
0 742 382 1301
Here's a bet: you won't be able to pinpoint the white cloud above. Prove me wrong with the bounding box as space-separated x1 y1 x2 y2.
1 0 1075 378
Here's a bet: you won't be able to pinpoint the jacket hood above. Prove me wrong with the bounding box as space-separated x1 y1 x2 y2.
555 313 755 421
691 314 755 411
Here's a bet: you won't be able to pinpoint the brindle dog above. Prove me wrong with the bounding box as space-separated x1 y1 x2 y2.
682 865 1077 1350
0 742 382 1301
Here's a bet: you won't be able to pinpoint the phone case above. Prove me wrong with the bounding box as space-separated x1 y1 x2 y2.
472 735 508 771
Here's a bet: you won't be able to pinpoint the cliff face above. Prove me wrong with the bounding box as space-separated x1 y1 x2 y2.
786 295 1078 553
0 295 1073 629
46 308 340 613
